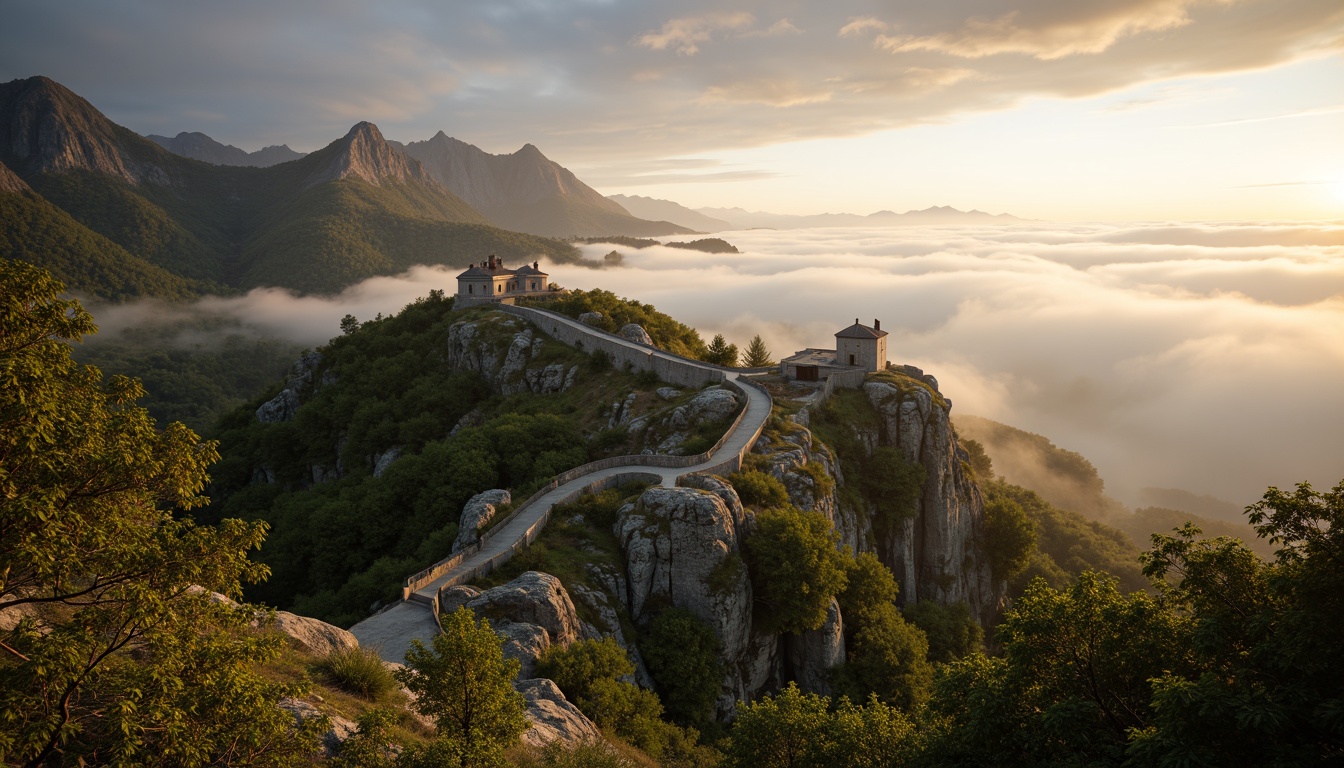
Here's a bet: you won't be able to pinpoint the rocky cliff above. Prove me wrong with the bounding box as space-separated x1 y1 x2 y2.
147 131 304 167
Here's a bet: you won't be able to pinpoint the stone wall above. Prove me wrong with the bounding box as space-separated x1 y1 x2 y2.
499 305 726 389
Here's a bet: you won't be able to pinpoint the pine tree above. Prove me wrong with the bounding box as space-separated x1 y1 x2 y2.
743 334 775 367
704 333 739 367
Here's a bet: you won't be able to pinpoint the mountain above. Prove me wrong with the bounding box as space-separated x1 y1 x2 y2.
0 158 197 299
607 194 730 232
0 76 578 297
400 132 692 238
697 204 1026 230
147 131 305 167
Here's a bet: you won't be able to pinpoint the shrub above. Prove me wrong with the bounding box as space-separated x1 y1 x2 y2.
728 469 789 508
742 507 848 634
315 646 399 701
640 608 724 726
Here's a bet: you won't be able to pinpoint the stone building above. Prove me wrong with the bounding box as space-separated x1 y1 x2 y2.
455 255 551 305
782 318 889 382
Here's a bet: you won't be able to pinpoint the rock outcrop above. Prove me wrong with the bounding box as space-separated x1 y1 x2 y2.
272 611 359 657
461 572 581 678
453 489 512 553
516 678 602 747
619 324 654 346
445 319 579 397
256 351 324 424
278 697 357 757
860 379 997 622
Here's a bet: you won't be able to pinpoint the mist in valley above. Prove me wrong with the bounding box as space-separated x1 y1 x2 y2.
82 220 1344 513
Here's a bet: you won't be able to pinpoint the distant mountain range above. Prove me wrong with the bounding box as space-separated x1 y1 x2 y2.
608 194 731 233
147 132 305 167
695 205 1026 231
606 195 1025 232
0 76 578 297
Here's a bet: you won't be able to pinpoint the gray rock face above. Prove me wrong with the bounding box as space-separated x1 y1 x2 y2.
656 386 681 401
516 678 602 748
759 418 856 551
272 611 359 657
463 572 582 677
861 380 998 623
578 311 604 326
615 486 761 708
619 323 654 346
453 489 512 553
255 351 324 424
372 446 403 478
785 598 845 696
446 320 579 396
278 697 357 757
669 387 739 431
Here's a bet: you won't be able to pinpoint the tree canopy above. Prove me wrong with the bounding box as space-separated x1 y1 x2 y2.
0 259 315 767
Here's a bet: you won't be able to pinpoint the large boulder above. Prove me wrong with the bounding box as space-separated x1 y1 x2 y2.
256 351 323 424
516 678 602 748
453 489 512 553
272 611 359 657
463 572 581 677
619 323 654 346
669 387 738 431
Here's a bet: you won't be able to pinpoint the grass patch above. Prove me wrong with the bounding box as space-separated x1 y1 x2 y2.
314 646 399 701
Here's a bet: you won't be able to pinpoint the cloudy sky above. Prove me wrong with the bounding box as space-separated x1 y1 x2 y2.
3 0 1342 220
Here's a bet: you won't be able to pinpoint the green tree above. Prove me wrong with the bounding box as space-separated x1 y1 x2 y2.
703 334 739 367
0 260 316 767
535 637 633 707
980 495 1035 583
726 683 833 768
743 507 848 634
902 601 983 663
742 335 774 368
396 607 528 768
341 313 360 335
639 608 724 726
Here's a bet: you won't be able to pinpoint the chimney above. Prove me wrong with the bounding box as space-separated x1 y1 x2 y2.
854 317 859 326
874 319 880 331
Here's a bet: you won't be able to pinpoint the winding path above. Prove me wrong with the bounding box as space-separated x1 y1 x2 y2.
351 306 773 663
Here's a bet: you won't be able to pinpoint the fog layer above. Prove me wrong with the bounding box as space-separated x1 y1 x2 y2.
81 220 1344 508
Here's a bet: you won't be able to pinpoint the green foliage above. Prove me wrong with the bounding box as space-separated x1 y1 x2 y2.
743 507 848 634
742 334 774 368
833 553 933 711
702 334 739 367
726 684 915 768
396 607 527 768
571 235 659 249
980 495 1035 583
331 707 401 768
727 469 790 508
640 609 725 726
959 437 993 481
539 288 707 358
0 260 317 766
902 601 983 664
925 573 1196 767
536 637 634 706
316 646 400 701
983 479 1145 597
863 447 926 531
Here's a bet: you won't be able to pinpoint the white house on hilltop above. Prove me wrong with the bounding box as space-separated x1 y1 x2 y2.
455 255 551 305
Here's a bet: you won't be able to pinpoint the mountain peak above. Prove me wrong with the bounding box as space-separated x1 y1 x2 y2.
0 75 166 184
305 121 437 189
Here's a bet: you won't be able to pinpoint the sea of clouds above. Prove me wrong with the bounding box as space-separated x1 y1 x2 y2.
84 220 1344 508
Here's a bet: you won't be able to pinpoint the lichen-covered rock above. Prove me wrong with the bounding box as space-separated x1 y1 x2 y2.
272 611 359 657
445 319 578 397
861 380 998 623
453 489 512 553
656 386 681 401
465 567 580 675
578 311 604 326
785 598 845 696
615 487 757 705
278 697 357 757
619 323 654 346
669 387 738 431
516 678 602 748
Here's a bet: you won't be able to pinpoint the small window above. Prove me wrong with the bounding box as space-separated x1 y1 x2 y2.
468 284 473 294
849 354 855 365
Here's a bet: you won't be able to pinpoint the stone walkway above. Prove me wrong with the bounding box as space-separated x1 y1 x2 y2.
351 308 772 663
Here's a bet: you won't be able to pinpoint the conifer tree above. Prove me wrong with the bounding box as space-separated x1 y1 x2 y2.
743 334 774 367
703 333 739 367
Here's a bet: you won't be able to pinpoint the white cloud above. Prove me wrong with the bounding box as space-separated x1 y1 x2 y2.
636 12 755 55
